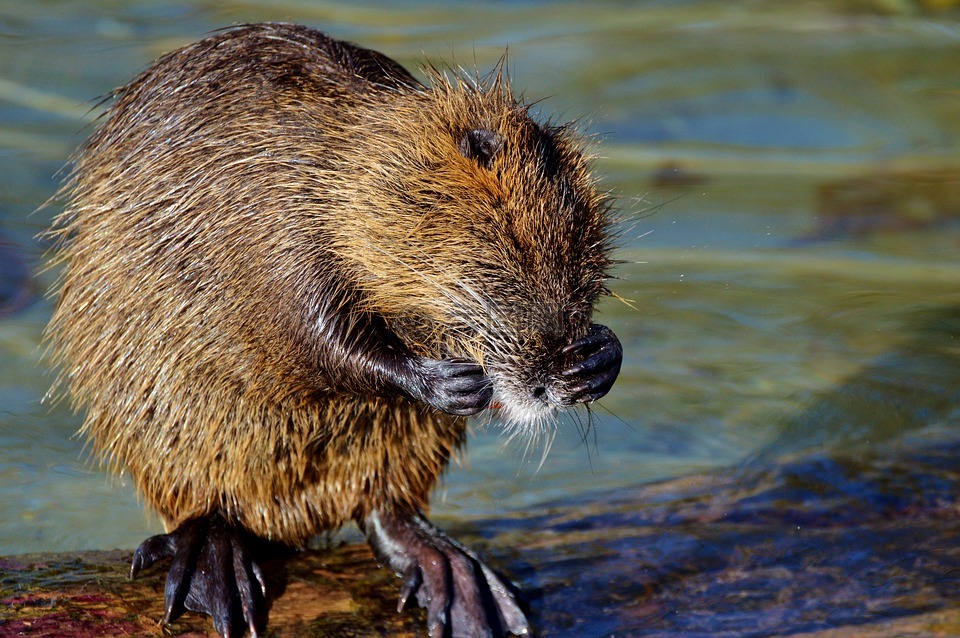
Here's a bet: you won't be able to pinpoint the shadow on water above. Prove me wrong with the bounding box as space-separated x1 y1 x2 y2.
0 235 35 318
458 304 960 636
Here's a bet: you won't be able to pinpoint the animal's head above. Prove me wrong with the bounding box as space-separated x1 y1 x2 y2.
328 69 619 433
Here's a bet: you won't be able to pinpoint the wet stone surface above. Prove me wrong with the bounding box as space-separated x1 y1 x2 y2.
2 434 959 637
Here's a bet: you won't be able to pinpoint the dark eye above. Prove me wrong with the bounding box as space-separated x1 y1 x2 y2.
458 128 501 168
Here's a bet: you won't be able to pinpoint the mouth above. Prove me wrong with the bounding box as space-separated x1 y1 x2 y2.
484 375 560 435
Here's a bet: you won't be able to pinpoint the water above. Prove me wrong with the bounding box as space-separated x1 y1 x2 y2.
1 0 958 627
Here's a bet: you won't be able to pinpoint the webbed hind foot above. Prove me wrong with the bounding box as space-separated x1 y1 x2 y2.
130 513 267 638
362 509 532 638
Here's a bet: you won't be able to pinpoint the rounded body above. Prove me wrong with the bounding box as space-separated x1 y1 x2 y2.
46 23 616 547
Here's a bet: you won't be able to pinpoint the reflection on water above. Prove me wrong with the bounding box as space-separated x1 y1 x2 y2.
1 1 959 634
757 305 960 459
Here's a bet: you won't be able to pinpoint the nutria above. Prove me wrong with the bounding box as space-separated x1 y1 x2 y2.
45 22 622 638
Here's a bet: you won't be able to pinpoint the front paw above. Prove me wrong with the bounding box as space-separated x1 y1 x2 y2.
559 323 622 404
131 514 267 638
409 357 493 416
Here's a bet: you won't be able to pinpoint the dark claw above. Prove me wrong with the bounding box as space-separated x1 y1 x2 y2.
398 563 422 612
251 560 267 597
130 532 176 579
561 329 610 355
559 324 622 404
561 336 620 379
231 535 260 635
362 509 531 638
130 513 268 638
163 553 189 622
412 356 493 416
560 342 621 378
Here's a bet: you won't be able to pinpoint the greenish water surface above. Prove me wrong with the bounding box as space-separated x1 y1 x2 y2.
1 1 959 632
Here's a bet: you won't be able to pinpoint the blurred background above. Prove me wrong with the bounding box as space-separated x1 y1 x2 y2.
1 1 958 625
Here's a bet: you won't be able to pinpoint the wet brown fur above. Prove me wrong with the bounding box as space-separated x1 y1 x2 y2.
45 23 613 546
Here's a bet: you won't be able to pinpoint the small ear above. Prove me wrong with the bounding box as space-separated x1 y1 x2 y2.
458 128 502 168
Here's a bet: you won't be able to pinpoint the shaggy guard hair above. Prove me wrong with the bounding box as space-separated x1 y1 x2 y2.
45 23 615 544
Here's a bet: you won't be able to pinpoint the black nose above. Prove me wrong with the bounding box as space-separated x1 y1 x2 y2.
531 385 547 400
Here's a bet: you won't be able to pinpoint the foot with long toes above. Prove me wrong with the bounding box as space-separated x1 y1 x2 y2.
130 513 267 638
560 323 622 404
361 509 531 638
